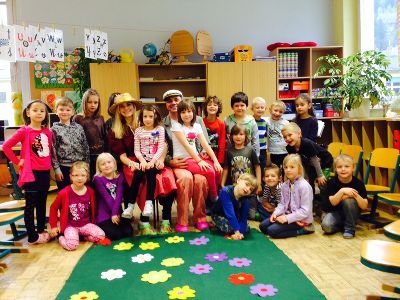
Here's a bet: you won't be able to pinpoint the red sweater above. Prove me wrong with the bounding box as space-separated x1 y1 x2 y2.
203 117 226 164
49 185 96 233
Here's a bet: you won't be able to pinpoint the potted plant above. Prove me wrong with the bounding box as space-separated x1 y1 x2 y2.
314 50 392 117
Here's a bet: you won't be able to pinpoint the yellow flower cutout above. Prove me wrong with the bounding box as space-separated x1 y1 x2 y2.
141 270 171 284
161 257 185 267
70 291 99 300
165 236 185 244
113 242 134 251
139 241 160 250
168 285 196 299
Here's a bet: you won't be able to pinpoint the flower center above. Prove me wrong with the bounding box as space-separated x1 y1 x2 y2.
238 276 245 280
199 268 204 270
237 261 242 263
261 288 268 292
178 291 184 295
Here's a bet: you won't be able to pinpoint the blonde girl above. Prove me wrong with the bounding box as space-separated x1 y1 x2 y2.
93 153 133 240
3 100 53 244
259 154 314 238
49 161 105 250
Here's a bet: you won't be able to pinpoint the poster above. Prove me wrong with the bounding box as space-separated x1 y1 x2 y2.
14 25 35 62
41 90 62 112
47 29 64 62
84 29 108 60
0 25 16 62
34 27 51 62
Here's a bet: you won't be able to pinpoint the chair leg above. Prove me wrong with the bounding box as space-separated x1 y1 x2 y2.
360 195 392 228
382 283 400 294
152 199 160 229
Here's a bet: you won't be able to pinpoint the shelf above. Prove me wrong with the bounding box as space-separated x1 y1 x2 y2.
313 75 340 79
278 76 310 80
139 79 206 83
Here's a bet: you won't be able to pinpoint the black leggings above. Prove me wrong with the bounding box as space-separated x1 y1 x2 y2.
128 167 158 203
97 218 133 240
24 190 48 243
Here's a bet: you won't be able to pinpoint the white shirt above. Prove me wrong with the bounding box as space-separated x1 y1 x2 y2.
171 120 203 159
266 117 289 154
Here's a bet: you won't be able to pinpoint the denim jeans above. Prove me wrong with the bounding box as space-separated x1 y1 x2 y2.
259 218 302 238
321 198 360 234
257 201 273 221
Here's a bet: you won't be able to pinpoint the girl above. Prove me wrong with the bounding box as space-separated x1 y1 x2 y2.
259 154 314 238
3 100 52 244
93 153 133 240
294 93 318 142
74 88 107 178
122 104 165 218
49 161 105 251
171 99 223 202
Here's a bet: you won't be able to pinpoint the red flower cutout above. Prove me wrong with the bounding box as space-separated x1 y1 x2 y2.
228 273 255 285
98 238 111 246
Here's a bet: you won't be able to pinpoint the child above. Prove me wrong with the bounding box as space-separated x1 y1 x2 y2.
122 104 165 218
257 164 282 221
259 154 314 238
321 154 368 239
171 99 223 202
266 100 289 168
51 97 90 191
294 93 318 142
2 100 52 244
282 122 333 189
49 161 105 250
202 95 226 165
211 173 258 240
224 92 260 157
251 97 268 171
74 88 107 178
93 153 133 240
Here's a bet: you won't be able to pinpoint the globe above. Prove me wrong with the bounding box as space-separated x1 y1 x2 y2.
143 43 157 58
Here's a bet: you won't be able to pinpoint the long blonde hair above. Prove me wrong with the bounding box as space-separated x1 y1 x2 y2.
95 152 119 178
111 103 138 139
283 154 304 179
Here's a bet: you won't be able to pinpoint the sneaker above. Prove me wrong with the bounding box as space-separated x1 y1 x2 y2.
175 224 189 232
142 200 153 217
159 220 173 234
29 232 50 245
195 221 209 231
140 223 157 236
122 203 134 219
343 231 355 239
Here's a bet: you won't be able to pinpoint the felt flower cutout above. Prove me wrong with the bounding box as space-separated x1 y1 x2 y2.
204 252 228 262
131 253 154 264
189 263 213 275
100 269 126 281
69 291 99 300
97 238 111 246
165 236 185 244
161 257 185 267
250 284 278 297
139 241 160 250
229 257 252 268
113 242 134 251
141 270 171 284
228 273 256 285
167 285 196 299
189 236 209 246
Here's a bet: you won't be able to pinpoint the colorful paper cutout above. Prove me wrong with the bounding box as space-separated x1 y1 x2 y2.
204 252 228 262
141 270 171 284
69 291 99 300
167 285 196 299
113 242 134 251
100 269 126 281
139 242 160 250
189 235 209 246
165 236 185 244
228 273 256 285
189 263 213 275
250 284 279 297
161 257 184 267
131 253 154 264
229 257 252 268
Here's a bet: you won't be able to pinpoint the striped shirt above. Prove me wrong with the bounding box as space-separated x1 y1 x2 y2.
255 118 267 150
260 183 282 209
134 125 165 162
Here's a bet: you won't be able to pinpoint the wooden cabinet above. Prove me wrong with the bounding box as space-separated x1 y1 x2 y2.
207 61 276 120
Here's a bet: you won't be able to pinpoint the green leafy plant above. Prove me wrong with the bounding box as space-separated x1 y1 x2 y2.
314 50 392 111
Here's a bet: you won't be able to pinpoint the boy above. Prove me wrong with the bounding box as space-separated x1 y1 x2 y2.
257 164 281 221
266 100 289 168
211 173 258 240
224 92 260 157
51 97 90 191
321 154 368 238
251 97 268 172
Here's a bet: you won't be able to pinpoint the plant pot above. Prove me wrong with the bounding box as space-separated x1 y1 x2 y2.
349 98 370 118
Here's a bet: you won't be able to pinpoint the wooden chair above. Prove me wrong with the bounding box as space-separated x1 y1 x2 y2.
360 240 400 274
362 148 400 226
341 144 363 177
383 220 400 241
377 193 400 218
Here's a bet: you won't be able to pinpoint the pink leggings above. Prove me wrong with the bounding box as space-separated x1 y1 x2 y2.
186 158 218 199
59 223 105 251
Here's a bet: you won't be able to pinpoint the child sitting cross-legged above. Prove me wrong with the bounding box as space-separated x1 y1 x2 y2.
257 164 282 221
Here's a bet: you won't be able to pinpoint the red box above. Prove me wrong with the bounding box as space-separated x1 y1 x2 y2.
291 81 309 91
279 90 300 99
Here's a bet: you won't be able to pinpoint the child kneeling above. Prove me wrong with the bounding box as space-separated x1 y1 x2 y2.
259 154 314 238
211 174 258 240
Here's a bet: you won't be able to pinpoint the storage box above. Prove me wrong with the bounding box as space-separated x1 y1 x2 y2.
279 90 300 99
213 52 231 62
291 81 309 91
315 110 323 118
230 45 253 62
279 83 289 91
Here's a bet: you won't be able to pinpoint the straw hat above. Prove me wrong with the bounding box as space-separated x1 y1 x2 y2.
109 93 141 114
162 89 183 101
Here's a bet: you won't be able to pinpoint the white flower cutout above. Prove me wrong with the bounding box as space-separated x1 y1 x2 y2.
131 253 154 264
100 269 126 281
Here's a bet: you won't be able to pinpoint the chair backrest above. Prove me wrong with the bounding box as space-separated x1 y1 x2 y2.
341 145 363 177
364 148 400 192
328 142 346 159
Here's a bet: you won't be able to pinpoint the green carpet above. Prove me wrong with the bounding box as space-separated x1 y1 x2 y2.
57 229 325 299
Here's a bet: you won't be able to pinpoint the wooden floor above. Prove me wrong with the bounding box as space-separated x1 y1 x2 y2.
0 190 399 300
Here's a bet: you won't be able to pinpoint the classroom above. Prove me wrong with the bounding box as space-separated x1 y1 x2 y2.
0 1 400 299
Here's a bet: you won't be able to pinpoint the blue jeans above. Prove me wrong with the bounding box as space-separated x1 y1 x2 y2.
321 198 360 234
257 202 272 221
259 218 302 238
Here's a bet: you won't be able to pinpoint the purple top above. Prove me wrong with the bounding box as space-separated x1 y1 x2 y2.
93 174 124 224
67 189 91 227
274 177 313 224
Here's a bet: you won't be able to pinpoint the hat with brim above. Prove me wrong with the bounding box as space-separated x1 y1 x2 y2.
163 89 183 101
109 93 141 114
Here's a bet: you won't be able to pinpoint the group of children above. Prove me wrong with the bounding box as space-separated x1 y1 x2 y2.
2 88 368 250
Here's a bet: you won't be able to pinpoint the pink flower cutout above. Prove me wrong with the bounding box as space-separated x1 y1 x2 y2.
189 236 209 246
229 257 252 268
189 264 213 275
204 253 228 262
250 284 278 297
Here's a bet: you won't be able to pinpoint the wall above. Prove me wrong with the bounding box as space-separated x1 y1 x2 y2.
13 0 336 64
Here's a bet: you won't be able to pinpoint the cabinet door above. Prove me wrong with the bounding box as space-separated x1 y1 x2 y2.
242 61 276 110
90 63 139 117
207 62 242 120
